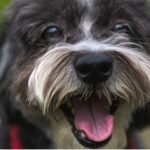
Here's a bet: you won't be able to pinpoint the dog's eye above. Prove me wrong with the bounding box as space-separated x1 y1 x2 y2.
112 23 132 33
43 26 62 38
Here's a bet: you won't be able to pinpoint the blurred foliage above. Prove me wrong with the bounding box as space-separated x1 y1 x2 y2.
0 0 10 36
0 0 10 11
0 0 10 19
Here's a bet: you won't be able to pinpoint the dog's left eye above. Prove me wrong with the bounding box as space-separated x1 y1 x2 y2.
112 23 132 33
43 26 62 39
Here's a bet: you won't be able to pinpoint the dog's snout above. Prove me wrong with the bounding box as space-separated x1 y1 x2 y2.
75 54 113 84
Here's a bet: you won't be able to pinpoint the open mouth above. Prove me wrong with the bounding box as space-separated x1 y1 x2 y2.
61 95 120 148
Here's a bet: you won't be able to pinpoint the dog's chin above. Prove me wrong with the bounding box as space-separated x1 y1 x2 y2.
56 94 121 148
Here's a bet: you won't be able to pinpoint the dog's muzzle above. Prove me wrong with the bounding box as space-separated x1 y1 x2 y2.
61 54 118 148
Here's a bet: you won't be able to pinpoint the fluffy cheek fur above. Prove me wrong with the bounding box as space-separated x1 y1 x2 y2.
13 36 150 148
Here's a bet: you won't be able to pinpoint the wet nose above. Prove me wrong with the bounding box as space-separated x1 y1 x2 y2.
74 54 113 84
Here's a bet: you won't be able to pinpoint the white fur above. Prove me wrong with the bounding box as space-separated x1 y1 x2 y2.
78 0 93 9
80 16 94 37
78 0 95 37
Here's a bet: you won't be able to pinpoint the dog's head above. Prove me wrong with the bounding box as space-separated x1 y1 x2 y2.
3 0 150 148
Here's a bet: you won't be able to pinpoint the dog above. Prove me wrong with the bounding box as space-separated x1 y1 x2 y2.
0 0 150 148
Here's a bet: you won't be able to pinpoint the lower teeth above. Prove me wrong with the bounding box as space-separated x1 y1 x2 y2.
80 131 86 139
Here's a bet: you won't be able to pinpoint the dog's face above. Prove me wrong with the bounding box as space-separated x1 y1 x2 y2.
4 0 150 148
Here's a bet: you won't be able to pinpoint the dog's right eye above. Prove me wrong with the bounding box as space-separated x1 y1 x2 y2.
43 25 62 39
111 23 132 33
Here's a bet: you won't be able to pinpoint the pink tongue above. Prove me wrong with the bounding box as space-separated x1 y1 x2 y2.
74 98 114 142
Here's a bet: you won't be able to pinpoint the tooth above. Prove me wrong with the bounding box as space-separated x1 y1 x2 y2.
80 131 86 138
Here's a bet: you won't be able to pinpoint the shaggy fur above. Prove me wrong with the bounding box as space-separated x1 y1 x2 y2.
0 0 150 148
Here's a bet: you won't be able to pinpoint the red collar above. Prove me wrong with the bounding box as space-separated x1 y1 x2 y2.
10 124 22 149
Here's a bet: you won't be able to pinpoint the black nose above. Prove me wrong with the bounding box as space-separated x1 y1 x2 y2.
75 54 113 84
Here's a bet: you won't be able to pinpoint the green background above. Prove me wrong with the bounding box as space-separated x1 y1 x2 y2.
0 0 10 11
0 0 10 19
